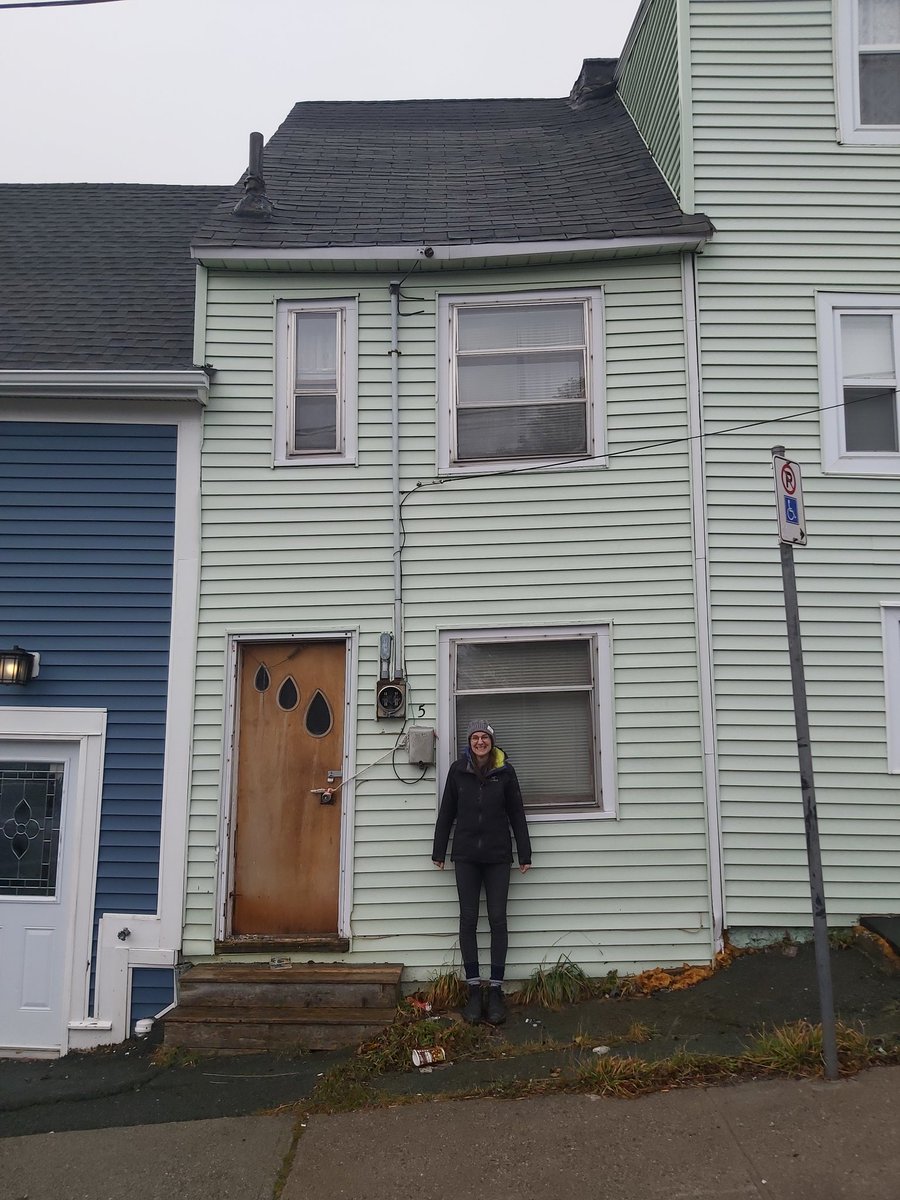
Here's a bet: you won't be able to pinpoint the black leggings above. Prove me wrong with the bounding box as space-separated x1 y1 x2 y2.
454 860 511 982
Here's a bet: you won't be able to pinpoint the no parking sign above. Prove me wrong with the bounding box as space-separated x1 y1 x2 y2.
772 453 807 546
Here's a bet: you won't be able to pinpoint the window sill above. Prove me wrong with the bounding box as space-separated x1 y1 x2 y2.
273 455 358 469
526 807 617 823
438 454 609 478
822 452 900 477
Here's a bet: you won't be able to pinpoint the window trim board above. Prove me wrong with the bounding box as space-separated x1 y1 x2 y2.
817 290 900 475
835 0 900 145
436 623 618 823
881 601 900 772
436 287 606 475
273 297 359 468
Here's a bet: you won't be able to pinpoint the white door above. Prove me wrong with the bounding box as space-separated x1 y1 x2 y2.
0 741 77 1054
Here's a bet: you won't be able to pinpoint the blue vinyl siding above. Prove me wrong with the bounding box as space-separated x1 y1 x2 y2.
130 967 175 1033
0 421 176 954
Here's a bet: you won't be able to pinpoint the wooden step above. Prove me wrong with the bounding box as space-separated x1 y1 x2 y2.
163 1004 396 1052
178 963 403 1010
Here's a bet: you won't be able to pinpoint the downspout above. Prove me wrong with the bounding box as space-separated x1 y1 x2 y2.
389 280 404 679
682 250 725 953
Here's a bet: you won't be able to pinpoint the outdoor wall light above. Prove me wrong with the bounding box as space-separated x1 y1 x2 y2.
0 646 40 685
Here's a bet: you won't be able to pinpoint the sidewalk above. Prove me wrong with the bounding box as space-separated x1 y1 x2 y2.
0 942 897 1199
3 1068 898 1200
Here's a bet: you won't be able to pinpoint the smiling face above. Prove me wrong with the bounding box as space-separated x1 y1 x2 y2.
468 731 493 764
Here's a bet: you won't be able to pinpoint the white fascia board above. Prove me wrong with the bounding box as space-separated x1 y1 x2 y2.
191 233 709 267
0 370 209 404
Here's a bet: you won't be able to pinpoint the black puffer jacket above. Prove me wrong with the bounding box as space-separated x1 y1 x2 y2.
432 748 532 866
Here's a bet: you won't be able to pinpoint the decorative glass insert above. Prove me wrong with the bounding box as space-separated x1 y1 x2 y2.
0 762 64 897
253 664 271 692
305 690 333 737
277 676 300 711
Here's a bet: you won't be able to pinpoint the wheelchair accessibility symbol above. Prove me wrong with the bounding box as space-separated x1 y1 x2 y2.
784 496 799 525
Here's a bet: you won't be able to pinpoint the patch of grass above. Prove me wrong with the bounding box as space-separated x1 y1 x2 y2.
150 1044 199 1069
744 1020 875 1077
575 1053 656 1097
624 1021 656 1044
513 956 595 1008
828 927 856 950
416 970 469 1012
304 1007 498 1114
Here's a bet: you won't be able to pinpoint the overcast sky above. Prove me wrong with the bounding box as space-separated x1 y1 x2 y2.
0 0 642 184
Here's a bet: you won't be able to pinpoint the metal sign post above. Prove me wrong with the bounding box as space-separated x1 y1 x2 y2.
771 446 838 1081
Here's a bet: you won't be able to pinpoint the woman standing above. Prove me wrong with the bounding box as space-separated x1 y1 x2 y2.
432 719 532 1025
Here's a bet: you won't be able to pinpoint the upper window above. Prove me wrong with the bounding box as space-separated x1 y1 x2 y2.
817 292 900 474
274 299 358 466
836 0 900 144
439 627 616 819
437 289 604 473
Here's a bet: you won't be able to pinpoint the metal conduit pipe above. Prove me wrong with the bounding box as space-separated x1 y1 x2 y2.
389 280 404 679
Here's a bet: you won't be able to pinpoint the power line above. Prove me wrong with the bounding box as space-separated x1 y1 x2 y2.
0 0 124 9
403 388 894 495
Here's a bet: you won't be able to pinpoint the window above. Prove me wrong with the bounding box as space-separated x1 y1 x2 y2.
439 627 616 818
437 289 604 472
817 292 900 474
274 299 357 466
836 0 900 144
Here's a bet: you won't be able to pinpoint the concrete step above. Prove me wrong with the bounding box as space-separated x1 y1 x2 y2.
163 1004 397 1051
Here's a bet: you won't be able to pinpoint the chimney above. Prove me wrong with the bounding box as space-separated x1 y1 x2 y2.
568 58 617 110
232 132 273 219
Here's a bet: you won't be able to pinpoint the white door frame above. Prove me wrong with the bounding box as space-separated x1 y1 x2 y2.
0 707 106 1055
216 631 358 943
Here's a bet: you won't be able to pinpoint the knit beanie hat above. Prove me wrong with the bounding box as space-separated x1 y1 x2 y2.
466 719 495 746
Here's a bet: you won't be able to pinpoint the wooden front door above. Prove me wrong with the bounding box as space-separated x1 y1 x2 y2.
231 640 346 937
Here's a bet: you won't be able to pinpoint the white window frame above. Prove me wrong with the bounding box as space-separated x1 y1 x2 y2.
437 624 617 822
273 298 358 467
817 291 900 474
881 602 900 771
436 288 605 475
835 0 900 145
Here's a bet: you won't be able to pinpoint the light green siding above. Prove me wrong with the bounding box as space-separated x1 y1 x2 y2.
186 255 715 978
689 0 900 927
617 0 683 197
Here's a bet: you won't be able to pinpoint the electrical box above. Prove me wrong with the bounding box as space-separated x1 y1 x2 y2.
407 725 436 766
375 678 406 719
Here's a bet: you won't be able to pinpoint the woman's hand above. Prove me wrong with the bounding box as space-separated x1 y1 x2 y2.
433 860 445 870
519 863 531 873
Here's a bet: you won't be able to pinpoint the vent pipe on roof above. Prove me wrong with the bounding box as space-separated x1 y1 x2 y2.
568 58 617 110
232 132 273 219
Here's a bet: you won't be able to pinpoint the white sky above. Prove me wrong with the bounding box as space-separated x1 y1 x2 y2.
0 0 642 184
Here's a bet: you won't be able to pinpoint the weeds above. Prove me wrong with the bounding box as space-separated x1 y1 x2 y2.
744 1020 874 1077
828 928 856 950
416 970 469 1012
150 1044 199 1069
623 1021 656 1044
513 956 595 1007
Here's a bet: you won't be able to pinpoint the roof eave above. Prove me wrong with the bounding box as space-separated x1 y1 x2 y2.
0 369 209 404
190 231 712 270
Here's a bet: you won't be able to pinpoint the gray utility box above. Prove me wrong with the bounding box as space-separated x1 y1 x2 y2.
407 726 436 766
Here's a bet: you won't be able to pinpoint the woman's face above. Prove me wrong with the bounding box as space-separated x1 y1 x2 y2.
469 732 493 761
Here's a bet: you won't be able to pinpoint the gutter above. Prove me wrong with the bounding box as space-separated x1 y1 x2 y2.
682 250 725 952
191 232 711 268
0 370 209 403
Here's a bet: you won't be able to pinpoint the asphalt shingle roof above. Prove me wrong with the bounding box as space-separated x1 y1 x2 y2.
193 92 711 251
0 184 225 371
